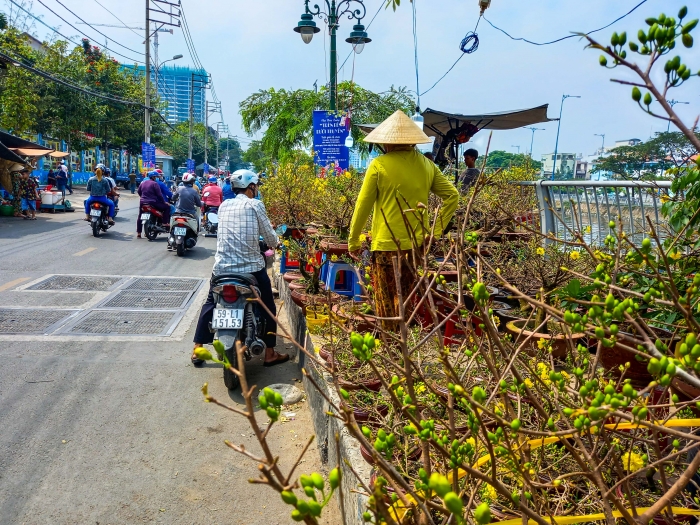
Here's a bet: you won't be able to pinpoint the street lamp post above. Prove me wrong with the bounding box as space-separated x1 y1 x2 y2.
511 145 521 155
551 94 581 180
525 127 545 157
666 99 689 132
294 0 371 111
594 133 606 155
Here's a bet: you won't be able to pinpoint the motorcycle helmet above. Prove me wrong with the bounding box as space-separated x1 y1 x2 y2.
147 170 159 179
95 163 107 172
230 169 259 189
182 173 196 184
207 175 217 183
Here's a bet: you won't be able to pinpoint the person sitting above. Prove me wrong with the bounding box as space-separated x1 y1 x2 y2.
202 176 223 209
155 171 173 203
457 148 481 193
84 164 115 224
169 173 202 250
136 171 171 238
104 167 120 211
222 176 235 201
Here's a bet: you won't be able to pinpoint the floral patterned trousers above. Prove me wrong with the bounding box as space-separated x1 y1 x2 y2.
371 250 419 332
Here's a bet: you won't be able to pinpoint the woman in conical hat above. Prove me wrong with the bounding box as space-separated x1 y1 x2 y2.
347 110 459 332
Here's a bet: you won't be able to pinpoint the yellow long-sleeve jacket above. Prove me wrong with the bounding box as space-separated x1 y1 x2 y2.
348 148 459 252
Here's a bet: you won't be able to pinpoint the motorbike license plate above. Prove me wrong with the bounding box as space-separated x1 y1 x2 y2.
90 209 101 217
141 213 151 220
173 227 187 236
212 308 244 329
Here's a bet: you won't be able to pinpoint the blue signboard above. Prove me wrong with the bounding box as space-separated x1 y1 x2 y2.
141 142 156 169
202 162 210 174
186 158 195 172
313 110 350 171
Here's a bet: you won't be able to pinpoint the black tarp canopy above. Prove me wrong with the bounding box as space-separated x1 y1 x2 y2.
421 104 554 137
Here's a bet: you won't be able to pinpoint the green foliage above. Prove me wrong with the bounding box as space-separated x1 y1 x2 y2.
592 132 700 179
239 82 414 161
242 140 271 173
159 121 220 168
483 150 542 171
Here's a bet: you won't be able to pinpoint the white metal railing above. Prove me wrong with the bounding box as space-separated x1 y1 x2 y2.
517 180 673 245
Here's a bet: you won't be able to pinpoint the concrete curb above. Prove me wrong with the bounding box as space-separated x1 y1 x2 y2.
278 276 371 525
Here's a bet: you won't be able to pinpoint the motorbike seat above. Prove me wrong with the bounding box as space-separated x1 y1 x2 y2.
174 212 197 219
142 206 163 217
212 273 259 287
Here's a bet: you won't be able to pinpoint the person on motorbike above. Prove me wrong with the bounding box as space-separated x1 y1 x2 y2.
136 171 171 238
104 167 120 211
191 169 287 367
154 170 173 202
84 164 115 225
202 175 223 208
222 175 235 201
168 173 202 251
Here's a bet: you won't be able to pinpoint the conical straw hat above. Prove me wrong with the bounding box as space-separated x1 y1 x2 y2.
363 110 431 145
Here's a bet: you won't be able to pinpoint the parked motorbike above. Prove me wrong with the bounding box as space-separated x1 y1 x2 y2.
87 201 113 237
140 204 168 241
210 274 268 391
167 212 199 256
202 205 219 237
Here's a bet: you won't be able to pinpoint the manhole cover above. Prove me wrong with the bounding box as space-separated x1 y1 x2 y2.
28 275 122 292
101 291 191 309
65 311 178 335
0 309 76 334
126 278 202 292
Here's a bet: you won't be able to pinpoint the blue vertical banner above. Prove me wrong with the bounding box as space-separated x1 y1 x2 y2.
313 110 350 171
186 158 195 172
141 142 156 169
203 162 210 174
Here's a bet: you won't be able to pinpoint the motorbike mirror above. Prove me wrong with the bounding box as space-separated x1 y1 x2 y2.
207 212 219 224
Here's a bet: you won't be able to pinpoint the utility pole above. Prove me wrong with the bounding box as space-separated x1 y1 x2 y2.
216 122 228 171
551 94 581 180
666 99 689 132
204 100 221 165
525 127 545 157
144 0 150 144
594 133 606 155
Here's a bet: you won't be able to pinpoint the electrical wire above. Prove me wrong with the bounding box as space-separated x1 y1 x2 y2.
483 0 649 46
411 0 420 109
35 0 144 63
6 0 82 46
338 0 383 74
91 0 142 37
52 0 144 55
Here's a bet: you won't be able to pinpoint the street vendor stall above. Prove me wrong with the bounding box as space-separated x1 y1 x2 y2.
359 104 555 181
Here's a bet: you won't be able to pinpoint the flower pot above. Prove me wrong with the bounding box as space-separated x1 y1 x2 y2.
506 319 585 359
599 329 681 387
290 287 340 315
353 404 389 424
283 271 303 284
332 301 377 333
338 377 382 392
319 239 349 257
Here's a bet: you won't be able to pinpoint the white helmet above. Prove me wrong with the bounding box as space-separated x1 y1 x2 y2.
182 173 196 184
230 169 259 189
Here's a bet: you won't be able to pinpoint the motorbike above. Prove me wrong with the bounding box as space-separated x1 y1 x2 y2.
210 273 268 391
202 205 219 237
87 201 113 237
167 212 199 256
140 204 168 241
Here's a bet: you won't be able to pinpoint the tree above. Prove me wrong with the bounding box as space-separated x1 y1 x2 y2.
159 121 216 168
242 140 270 173
239 82 414 161
214 136 245 172
483 150 542 171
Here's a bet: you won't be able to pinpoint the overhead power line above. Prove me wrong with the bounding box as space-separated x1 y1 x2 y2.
52 0 144 55
35 0 144 63
6 0 81 46
91 0 142 37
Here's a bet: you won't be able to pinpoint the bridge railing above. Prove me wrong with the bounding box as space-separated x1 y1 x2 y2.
515 180 673 245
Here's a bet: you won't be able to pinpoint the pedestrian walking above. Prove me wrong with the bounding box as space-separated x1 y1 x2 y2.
129 169 137 194
55 166 68 201
62 161 73 195
19 168 40 220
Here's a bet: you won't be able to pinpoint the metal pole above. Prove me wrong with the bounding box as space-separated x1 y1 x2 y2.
153 30 158 98
144 0 151 144
216 126 219 170
530 130 535 157
188 72 194 160
329 1 337 111
551 96 565 181
204 101 208 165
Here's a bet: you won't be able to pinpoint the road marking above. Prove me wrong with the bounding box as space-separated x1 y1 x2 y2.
73 247 97 257
0 277 30 292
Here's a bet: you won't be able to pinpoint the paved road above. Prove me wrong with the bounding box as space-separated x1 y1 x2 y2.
0 190 329 524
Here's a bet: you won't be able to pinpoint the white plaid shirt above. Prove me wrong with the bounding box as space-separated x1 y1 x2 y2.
213 194 279 274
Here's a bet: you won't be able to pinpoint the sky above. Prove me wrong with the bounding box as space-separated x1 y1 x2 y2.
6 0 700 160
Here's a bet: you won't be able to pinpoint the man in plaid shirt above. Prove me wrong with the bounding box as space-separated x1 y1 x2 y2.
191 170 288 367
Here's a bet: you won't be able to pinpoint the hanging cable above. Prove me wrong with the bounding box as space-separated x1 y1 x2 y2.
338 1 383 74
6 0 81 47
35 0 144 63
483 0 649 46
52 0 144 55
412 0 420 110
91 0 142 37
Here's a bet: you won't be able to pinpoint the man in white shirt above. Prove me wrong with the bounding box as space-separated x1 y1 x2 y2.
191 170 286 367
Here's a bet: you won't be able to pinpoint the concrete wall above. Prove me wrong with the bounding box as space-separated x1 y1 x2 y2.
279 277 371 525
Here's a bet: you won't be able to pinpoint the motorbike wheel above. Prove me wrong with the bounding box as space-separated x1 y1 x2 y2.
176 242 185 257
223 349 240 391
145 223 158 241
92 221 100 237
